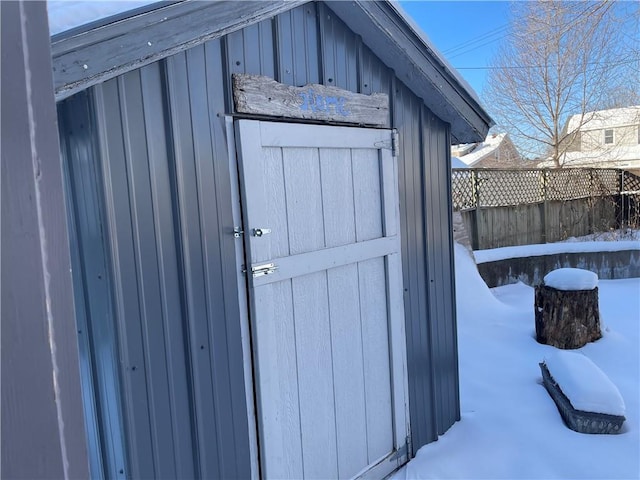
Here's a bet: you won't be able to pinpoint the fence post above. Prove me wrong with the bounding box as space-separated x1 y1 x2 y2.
619 169 625 230
588 168 595 234
541 169 548 243
470 169 480 250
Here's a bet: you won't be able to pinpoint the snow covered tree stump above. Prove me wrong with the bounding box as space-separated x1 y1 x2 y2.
535 268 601 349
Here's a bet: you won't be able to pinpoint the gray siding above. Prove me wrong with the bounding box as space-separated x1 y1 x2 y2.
58 48 250 479
2 2 89 478
57 1 461 473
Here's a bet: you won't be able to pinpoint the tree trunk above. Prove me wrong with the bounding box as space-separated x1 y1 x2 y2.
535 285 601 349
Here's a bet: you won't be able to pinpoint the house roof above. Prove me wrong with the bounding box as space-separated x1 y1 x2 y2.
451 133 510 167
48 0 492 143
537 146 640 170
566 105 640 133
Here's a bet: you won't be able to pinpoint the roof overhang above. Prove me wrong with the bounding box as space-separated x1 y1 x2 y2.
326 1 493 143
51 0 307 100
51 0 492 142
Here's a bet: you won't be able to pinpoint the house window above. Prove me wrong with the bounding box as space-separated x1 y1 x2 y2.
604 129 614 145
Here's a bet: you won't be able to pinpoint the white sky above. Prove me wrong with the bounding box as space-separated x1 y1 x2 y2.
393 242 639 479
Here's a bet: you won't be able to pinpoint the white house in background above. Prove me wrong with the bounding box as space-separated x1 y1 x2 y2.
451 133 522 168
539 105 640 169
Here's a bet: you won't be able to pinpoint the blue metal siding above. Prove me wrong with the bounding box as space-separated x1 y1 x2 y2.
59 51 251 479
393 83 440 449
422 108 461 434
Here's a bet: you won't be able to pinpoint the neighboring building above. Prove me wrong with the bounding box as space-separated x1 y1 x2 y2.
539 105 640 169
3 1 493 479
451 133 522 168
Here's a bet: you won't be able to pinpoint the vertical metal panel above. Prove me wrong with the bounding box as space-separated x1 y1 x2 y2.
166 42 252 479
225 19 276 78
318 2 359 91
393 83 439 450
359 44 391 97
60 44 251 479
275 3 321 85
422 107 461 434
58 91 128 480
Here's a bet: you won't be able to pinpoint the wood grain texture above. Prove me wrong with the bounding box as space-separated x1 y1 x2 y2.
52 1 308 100
292 271 339 479
235 120 407 479
252 281 304 479
535 285 602 349
233 74 389 126
359 257 393 462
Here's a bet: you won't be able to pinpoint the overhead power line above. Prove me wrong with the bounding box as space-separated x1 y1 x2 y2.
454 56 639 70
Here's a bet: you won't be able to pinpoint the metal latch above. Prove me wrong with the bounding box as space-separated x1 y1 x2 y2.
252 228 271 237
251 262 278 278
233 227 244 238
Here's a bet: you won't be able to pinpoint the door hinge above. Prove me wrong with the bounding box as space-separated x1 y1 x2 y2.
251 262 278 278
392 129 399 158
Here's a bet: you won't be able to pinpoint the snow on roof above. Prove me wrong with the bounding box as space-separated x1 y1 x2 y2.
543 351 625 416
566 105 640 134
451 133 507 166
47 1 161 36
451 156 468 169
543 268 598 291
537 144 640 169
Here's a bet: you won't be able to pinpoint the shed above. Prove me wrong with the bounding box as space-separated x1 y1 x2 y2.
5 1 492 478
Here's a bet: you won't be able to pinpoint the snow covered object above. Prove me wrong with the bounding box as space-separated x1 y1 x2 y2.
540 351 625 434
535 268 602 349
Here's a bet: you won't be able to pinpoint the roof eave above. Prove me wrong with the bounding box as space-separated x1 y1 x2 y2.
326 0 493 143
51 0 309 101
51 0 495 142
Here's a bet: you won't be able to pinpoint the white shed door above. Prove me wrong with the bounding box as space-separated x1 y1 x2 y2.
235 120 409 479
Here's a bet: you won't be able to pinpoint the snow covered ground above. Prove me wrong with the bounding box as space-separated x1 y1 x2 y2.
393 242 640 480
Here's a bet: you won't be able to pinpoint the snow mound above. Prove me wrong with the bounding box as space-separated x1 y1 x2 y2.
544 268 598 291
543 351 625 416
454 242 508 316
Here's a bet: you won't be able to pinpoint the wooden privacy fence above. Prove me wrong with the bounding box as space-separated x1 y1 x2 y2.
452 168 640 250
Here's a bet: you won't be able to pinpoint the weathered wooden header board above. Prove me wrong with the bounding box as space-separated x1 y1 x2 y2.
233 74 389 127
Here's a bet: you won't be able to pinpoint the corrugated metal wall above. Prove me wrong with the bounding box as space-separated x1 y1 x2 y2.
58 2 460 476
59 51 251 479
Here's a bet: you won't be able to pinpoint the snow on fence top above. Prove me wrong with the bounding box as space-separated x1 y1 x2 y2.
543 351 625 416
543 268 598 291
473 240 640 264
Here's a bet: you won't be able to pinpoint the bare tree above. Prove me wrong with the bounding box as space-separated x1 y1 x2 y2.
485 1 639 166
